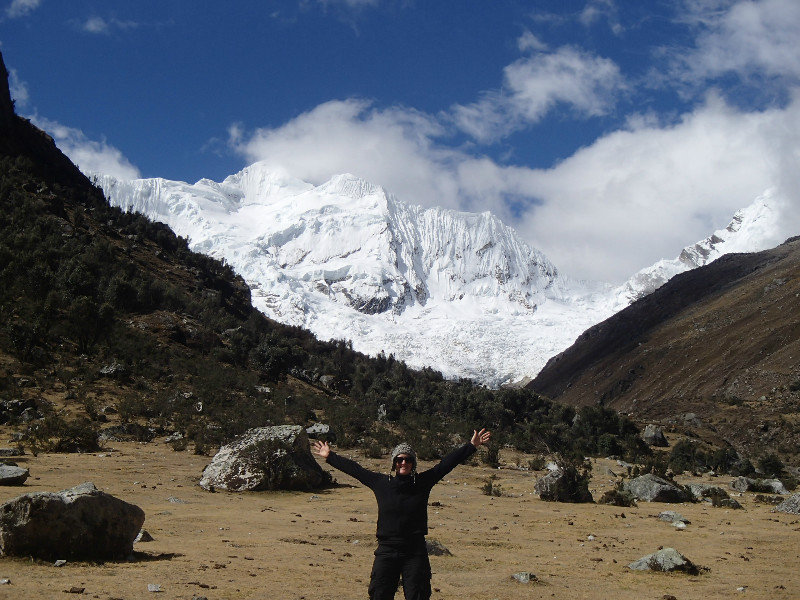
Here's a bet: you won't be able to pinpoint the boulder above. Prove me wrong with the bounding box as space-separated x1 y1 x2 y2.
534 465 593 503
628 547 699 574
305 423 335 442
773 493 800 515
730 477 788 494
623 474 690 503
0 482 145 561
642 424 668 447
199 425 332 492
0 465 29 486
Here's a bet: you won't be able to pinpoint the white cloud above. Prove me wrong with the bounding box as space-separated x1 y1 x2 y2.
450 45 625 142
230 99 466 211
81 16 140 35
675 0 800 82
513 93 800 281
32 116 142 180
6 0 40 18
580 0 623 35
8 68 29 107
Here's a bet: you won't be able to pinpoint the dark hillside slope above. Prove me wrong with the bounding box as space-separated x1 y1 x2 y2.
529 237 800 461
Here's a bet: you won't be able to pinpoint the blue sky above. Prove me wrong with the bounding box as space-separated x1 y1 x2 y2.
2 0 800 282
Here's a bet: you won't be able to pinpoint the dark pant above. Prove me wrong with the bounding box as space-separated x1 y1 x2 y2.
368 538 431 600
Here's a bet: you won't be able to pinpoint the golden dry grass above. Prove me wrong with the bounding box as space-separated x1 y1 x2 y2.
0 437 798 600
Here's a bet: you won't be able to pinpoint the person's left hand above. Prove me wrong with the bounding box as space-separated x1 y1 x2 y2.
470 428 491 447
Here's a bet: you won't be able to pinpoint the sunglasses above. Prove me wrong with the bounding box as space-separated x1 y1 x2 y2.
394 456 414 464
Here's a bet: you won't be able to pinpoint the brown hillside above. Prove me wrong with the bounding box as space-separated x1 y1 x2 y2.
529 237 800 462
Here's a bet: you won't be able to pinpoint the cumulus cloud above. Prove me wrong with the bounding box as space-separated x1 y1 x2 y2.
514 93 800 281
5 0 40 18
674 0 800 83
32 116 142 180
230 99 467 211
450 44 625 142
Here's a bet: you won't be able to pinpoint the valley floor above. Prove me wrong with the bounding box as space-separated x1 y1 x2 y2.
0 435 797 600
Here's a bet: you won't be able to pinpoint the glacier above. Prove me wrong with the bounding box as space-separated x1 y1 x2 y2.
95 164 779 387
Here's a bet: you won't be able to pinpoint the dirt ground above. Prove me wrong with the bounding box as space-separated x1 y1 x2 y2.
0 436 798 600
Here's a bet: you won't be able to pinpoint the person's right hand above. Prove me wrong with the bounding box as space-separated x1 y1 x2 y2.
313 440 330 459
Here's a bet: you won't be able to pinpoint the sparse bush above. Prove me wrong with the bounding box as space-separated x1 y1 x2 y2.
598 483 636 507
481 475 503 497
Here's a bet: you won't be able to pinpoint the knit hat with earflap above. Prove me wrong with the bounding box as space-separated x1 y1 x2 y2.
390 443 417 472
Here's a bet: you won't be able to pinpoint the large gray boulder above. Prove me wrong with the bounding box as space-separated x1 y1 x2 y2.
730 476 788 494
0 482 144 561
642 424 668 447
628 547 699 574
773 493 800 515
199 425 332 492
623 474 690 503
0 464 29 486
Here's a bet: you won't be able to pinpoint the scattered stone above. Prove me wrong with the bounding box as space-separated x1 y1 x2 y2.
0 578 8 584
425 539 452 556
147 583 163 592
623 474 690 503
512 572 537 583
0 464 29 486
0 482 145 561
66 586 85 594
672 521 687 530
628 547 699 574
642 424 668 447
773 493 800 515
658 511 690 524
54 560 67 567
199 425 332 492
0 448 22 457
135 530 155 543
167 497 187 504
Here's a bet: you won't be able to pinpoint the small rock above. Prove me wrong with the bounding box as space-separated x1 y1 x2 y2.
54 560 67 567
135 530 155 543
147 583 163 592
658 511 690 524
628 547 699 574
66 586 85 594
0 578 10 584
512 572 537 583
167 497 187 504
425 539 452 556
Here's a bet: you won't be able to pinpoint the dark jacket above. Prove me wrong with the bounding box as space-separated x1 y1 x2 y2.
326 443 477 541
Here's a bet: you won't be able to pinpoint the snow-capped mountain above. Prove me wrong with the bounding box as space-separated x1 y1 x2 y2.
611 190 781 309
95 164 778 386
96 163 615 386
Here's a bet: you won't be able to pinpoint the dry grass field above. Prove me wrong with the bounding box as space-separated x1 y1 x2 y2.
0 435 798 600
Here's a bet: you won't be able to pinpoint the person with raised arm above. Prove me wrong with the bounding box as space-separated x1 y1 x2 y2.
313 428 491 600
